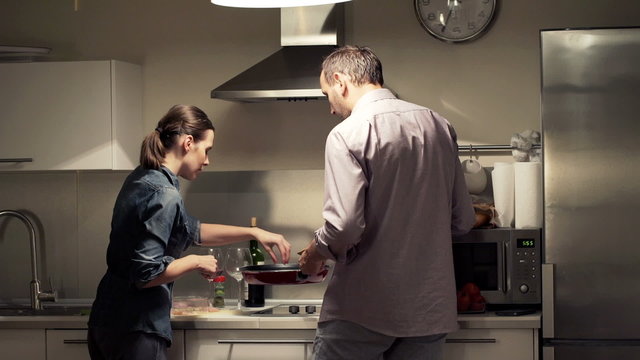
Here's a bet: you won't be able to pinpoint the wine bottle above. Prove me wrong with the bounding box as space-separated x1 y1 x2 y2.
246 217 266 307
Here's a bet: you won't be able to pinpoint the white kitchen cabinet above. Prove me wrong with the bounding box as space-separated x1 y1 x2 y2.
46 329 185 360
444 328 538 360
185 329 315 360
0 328 46 359
46 329 90 360
0 60 142 170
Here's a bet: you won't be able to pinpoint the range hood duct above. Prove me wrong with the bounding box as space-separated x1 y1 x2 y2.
211 4 344 102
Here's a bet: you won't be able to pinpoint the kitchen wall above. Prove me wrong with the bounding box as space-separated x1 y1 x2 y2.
0 170 327 301
1 0 639 302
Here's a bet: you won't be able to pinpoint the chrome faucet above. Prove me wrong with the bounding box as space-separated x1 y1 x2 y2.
0 209 56 309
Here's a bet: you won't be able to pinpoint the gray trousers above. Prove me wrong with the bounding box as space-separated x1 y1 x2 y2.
313 320 446 360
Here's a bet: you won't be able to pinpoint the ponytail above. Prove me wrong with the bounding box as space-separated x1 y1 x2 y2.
139 129 166 170
140 105 215 170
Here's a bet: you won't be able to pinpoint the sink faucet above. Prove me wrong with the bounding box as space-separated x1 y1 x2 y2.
0 210 56 309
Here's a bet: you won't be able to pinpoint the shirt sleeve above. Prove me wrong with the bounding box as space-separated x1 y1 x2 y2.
130 187 182 288
448 125 476 236
185 213 201 248
314 128 368 263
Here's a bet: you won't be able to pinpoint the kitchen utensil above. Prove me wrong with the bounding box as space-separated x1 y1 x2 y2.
462 158 487 194
240 264 330 285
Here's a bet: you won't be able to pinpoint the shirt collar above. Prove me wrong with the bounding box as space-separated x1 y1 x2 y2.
160 166 181 191
351 88 397 114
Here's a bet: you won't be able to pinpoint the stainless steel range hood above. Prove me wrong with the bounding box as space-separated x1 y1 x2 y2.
211 4 344 102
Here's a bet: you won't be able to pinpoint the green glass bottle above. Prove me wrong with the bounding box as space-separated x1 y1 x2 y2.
246 217 265 307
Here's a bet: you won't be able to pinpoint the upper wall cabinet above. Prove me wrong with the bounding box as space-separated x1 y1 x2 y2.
0 60 142 171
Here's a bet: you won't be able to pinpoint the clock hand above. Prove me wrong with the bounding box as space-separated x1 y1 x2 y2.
441 9 453 33
441 0 460 33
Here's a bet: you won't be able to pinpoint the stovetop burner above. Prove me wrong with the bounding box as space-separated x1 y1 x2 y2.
251 304 321 317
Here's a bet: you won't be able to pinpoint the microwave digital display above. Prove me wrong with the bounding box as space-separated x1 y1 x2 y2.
517 238 535 248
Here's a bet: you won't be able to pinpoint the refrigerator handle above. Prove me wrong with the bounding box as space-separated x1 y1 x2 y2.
542 263 555 338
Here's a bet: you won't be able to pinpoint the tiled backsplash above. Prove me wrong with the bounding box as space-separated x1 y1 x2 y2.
0 170 329 303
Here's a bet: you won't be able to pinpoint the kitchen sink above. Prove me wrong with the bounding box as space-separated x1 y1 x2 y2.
0 306 91 316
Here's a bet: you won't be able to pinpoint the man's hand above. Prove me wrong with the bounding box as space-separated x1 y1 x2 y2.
298 240 326 275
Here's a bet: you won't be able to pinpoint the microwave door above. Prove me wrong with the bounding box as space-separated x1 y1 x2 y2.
452 241 506 303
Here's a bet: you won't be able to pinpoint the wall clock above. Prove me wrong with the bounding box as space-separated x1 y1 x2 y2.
414 0 497 43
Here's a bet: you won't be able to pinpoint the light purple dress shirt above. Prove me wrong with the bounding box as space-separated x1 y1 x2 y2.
314 88 475 337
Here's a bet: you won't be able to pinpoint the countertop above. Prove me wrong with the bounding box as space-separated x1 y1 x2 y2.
0 309 540 331
0 299 540 330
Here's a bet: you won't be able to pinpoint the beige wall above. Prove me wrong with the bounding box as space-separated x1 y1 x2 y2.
2 0 639 169
1 1 640 301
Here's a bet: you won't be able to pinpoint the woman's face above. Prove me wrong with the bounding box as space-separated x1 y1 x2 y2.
179 129 214 181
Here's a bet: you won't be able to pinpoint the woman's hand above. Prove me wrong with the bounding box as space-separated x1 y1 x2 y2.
192 254 218 280
252 228 291 264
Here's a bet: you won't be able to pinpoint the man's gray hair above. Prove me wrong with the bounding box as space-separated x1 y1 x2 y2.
322 45 384 87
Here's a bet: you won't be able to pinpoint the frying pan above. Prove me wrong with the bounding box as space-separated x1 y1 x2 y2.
240 264 330 285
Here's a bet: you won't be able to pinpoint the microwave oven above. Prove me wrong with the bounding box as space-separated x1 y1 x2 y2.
452 228 541 305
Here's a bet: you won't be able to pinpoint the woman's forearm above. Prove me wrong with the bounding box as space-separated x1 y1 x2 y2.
199 223 257 247
142 255 204 288
199 223 291 263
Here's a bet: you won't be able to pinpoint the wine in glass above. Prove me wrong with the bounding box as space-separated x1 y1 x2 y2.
224 247 252 309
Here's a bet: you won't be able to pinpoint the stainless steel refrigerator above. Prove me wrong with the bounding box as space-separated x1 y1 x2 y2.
541 27 640 359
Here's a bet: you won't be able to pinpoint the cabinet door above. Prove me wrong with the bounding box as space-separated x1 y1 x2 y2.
185 329 315 360
0 61 111 170
0 328 46 359
46 329 90 360
444 328 535 360
46 329 184 360
0 60 141 170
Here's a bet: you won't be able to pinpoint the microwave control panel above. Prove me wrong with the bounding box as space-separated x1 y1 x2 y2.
509 230 541 303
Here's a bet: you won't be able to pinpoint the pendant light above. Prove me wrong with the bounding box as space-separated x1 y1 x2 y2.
211 0 350 8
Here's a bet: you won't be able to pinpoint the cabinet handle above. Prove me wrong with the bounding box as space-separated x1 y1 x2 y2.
446 338 497 344
63 339 89 345
218 339 314 344
0 158 33 163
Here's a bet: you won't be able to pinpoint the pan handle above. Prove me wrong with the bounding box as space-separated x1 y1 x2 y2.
296 271 309 281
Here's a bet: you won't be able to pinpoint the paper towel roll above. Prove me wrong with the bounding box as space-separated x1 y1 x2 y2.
492 162 514 227
514 162 543 228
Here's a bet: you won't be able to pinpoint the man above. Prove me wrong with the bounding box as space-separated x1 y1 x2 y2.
299 46 475 360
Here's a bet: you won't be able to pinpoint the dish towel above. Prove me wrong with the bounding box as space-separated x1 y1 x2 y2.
511 130 541 162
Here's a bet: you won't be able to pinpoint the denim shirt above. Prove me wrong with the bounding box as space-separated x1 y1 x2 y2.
88 166 201 344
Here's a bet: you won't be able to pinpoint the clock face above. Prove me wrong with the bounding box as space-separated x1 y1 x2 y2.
414 0 497 43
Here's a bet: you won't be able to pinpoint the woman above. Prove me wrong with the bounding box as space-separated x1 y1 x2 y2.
88 105 291 360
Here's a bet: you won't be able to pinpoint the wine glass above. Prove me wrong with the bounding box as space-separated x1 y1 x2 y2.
207 248 226 308
208 248 226 278
224 247 252 309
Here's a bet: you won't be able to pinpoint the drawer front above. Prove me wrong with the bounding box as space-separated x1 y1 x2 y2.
444 328 535 360
186 329 315 360
46 329 184 360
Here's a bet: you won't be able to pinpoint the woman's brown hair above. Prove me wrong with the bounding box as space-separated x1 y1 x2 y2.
140 105 215 170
